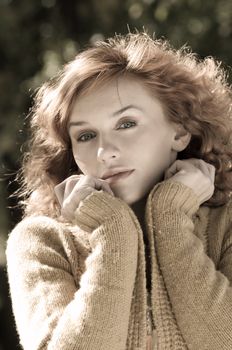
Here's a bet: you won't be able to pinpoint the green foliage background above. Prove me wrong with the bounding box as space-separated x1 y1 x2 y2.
0 0 231 348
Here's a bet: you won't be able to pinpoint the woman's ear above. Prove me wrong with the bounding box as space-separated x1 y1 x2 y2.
172 124 191 152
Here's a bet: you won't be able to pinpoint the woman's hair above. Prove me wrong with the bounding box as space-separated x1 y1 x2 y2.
17 31 232 218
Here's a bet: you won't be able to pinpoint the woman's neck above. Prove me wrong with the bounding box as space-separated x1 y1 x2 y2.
131 194 151 292
131 195 147 233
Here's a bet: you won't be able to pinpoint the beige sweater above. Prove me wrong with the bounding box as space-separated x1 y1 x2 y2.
6 181 232 349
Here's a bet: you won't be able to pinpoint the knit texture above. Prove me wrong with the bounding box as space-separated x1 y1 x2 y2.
6 181 232 349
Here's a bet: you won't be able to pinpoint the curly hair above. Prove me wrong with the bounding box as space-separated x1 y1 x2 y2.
17 32 232 218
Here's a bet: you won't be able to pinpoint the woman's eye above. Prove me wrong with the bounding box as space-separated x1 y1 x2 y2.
118 121 137 129
77 120 136 142
77 132 95 142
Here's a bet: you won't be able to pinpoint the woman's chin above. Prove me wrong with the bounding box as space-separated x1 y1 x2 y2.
114 189 147 206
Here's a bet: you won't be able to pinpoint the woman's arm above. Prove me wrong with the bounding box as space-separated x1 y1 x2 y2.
150 181 232 350
6 191 138 350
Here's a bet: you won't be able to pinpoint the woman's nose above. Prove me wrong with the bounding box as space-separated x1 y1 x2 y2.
97 139 120 163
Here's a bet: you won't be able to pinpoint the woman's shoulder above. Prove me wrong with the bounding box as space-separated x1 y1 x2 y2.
6 215 91 261
7 215 66 246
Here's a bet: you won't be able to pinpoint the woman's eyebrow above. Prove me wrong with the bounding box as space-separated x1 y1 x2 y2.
69 120 88 128
69 104 143 128
112 104 143 116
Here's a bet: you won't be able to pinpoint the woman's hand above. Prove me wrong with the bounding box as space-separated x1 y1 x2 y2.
54 175 114 221
164 158 215 205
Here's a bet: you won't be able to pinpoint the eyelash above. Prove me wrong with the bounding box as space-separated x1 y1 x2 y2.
77 120 137 143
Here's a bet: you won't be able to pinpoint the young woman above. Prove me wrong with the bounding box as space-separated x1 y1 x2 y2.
6 32 232 350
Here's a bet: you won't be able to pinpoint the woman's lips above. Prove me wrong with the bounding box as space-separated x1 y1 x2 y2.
104 170 134 184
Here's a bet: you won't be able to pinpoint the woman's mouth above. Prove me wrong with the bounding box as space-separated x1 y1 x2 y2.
104 170 134 184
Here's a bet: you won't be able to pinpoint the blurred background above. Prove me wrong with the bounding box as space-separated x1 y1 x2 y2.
0 0 232 348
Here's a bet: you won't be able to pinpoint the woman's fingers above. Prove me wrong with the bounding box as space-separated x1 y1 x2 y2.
54 183 64 206
55 174 114 221
165 158 215 181
188 158 216 185
165 158 215 205
62 185 96 221
54 175 82 205
164 159 192 179
94 178 114 195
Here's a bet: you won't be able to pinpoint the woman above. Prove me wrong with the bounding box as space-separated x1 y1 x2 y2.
6 32 232 349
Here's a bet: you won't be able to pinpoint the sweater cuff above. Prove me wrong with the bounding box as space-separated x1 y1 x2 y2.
149 180 200 217
73 190 131 232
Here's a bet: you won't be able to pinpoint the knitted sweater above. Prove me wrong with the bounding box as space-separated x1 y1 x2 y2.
6 181 232 350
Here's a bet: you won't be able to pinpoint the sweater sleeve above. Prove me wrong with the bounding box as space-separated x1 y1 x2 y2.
149 181 232 350
6 191 138 350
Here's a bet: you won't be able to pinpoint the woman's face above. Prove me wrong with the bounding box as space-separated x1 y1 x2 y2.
68 75 183 205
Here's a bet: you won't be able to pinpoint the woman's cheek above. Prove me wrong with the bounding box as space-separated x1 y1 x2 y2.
72 143 94 163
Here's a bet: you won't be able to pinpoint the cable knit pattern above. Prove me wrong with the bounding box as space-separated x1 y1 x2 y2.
6 182 232 349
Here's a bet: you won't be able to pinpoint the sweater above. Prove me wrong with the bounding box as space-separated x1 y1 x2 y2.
6 181 232 350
